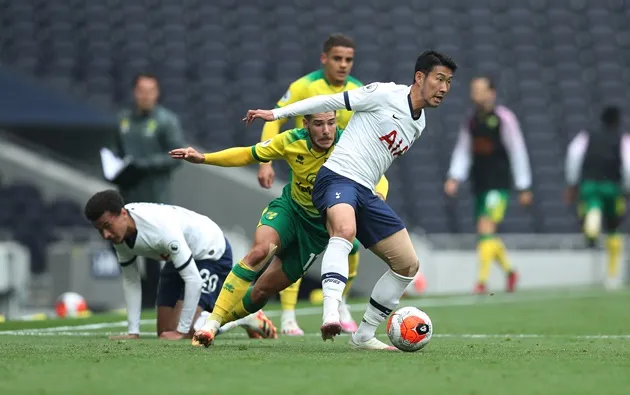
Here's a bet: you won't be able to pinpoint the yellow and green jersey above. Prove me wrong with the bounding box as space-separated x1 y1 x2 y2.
252 127 340 217
261 70 363 142
251 127 389 217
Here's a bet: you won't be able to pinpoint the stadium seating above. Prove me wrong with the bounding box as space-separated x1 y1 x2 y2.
0 1 629 235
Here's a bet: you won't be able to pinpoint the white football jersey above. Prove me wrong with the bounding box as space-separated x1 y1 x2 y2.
114 202 226 267
114 202 225 335
272 82 426 191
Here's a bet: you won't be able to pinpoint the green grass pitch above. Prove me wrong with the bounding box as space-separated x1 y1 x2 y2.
1 288 629 395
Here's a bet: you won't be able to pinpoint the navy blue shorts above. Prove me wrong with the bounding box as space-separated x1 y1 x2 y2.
157 238 233 312
312 167 405 248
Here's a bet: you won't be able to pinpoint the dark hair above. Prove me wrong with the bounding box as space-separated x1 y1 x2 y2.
84 189 125 222
414 50 458 81
322 33 355 53
132 72 159 88
472 75 496 91
601 106 621 128
304 111 337 121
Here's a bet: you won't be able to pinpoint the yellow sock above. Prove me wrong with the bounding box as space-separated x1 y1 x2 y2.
493 237 512 273
477 237 495 284
279 278 301 311
209 260 257 325
343 251 360 299
227 300 252 323
606 234 622 278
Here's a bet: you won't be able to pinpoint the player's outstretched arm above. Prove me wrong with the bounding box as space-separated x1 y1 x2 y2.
170 146 257 167
244 92 347 126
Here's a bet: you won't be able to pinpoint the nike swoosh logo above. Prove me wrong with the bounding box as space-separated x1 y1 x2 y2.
392 114 401 120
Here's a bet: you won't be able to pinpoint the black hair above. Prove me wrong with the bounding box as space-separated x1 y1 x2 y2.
132 72 159 88
84 189 125 222
322 33 355 53
472 75 496 91
601 106 621 129
413 50 458 81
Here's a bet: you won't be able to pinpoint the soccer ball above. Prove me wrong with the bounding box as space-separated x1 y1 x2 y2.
386 306 432 352
55 292 90 318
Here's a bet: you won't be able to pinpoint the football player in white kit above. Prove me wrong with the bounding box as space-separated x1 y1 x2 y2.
244 51 457 350
84 189 276 340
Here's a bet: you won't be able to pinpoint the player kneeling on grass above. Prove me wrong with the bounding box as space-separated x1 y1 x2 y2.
169 111 389 347
84 190 276 340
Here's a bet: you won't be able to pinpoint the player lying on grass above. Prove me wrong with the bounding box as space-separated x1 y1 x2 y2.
242 51 457 350
565 106 630 290
84 190 276 340
169 111 389 347
258 33 364 335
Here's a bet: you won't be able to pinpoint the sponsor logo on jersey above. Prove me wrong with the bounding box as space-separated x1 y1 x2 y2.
363 83 378 93
379 130 409 157
296 154 305 164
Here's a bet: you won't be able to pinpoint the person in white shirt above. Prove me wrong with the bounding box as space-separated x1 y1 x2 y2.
84 189 277 340
243 51 457 350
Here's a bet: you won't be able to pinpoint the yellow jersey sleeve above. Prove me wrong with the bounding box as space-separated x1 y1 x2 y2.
251 133 288 162
375 176 390 199
260 78 309 142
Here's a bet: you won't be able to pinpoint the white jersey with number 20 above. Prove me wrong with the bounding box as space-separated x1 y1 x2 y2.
272 82 426 192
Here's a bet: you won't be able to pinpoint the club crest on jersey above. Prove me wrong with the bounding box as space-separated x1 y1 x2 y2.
379 130 409 157
167 240 180 255
265 211 278 220
280 90 291 102
363 83 378 93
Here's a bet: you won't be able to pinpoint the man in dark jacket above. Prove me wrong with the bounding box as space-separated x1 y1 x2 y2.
111 72 187 308
112 73 186 204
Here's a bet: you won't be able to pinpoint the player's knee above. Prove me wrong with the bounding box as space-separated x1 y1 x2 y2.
477 217 496 235
245 244 271 270
329 222 356 241
392 258 419 278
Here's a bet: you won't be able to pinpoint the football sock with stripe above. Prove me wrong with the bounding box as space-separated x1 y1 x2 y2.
354 269 414 343
321 237 351 320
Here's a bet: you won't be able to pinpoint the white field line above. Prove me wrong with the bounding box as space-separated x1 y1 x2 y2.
1 330 630 340
0 289 621 336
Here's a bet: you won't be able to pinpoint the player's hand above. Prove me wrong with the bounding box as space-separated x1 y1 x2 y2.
564 187 577 204
159 331 186 340
258 163 275 189
169 147 205 164
243 109 274 126
519 190 533 206
109 333 140 340
444 179 459 197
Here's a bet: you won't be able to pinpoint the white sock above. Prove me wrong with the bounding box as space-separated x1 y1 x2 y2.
281 309 297 325
353 269 414 343
217 314 254 335
321 237 352 320
193 311 210 331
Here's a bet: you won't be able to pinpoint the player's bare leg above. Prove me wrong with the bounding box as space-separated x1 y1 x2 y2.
351 229 417 350
193 226 279 348
320 203 357 341
158 303 204 339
